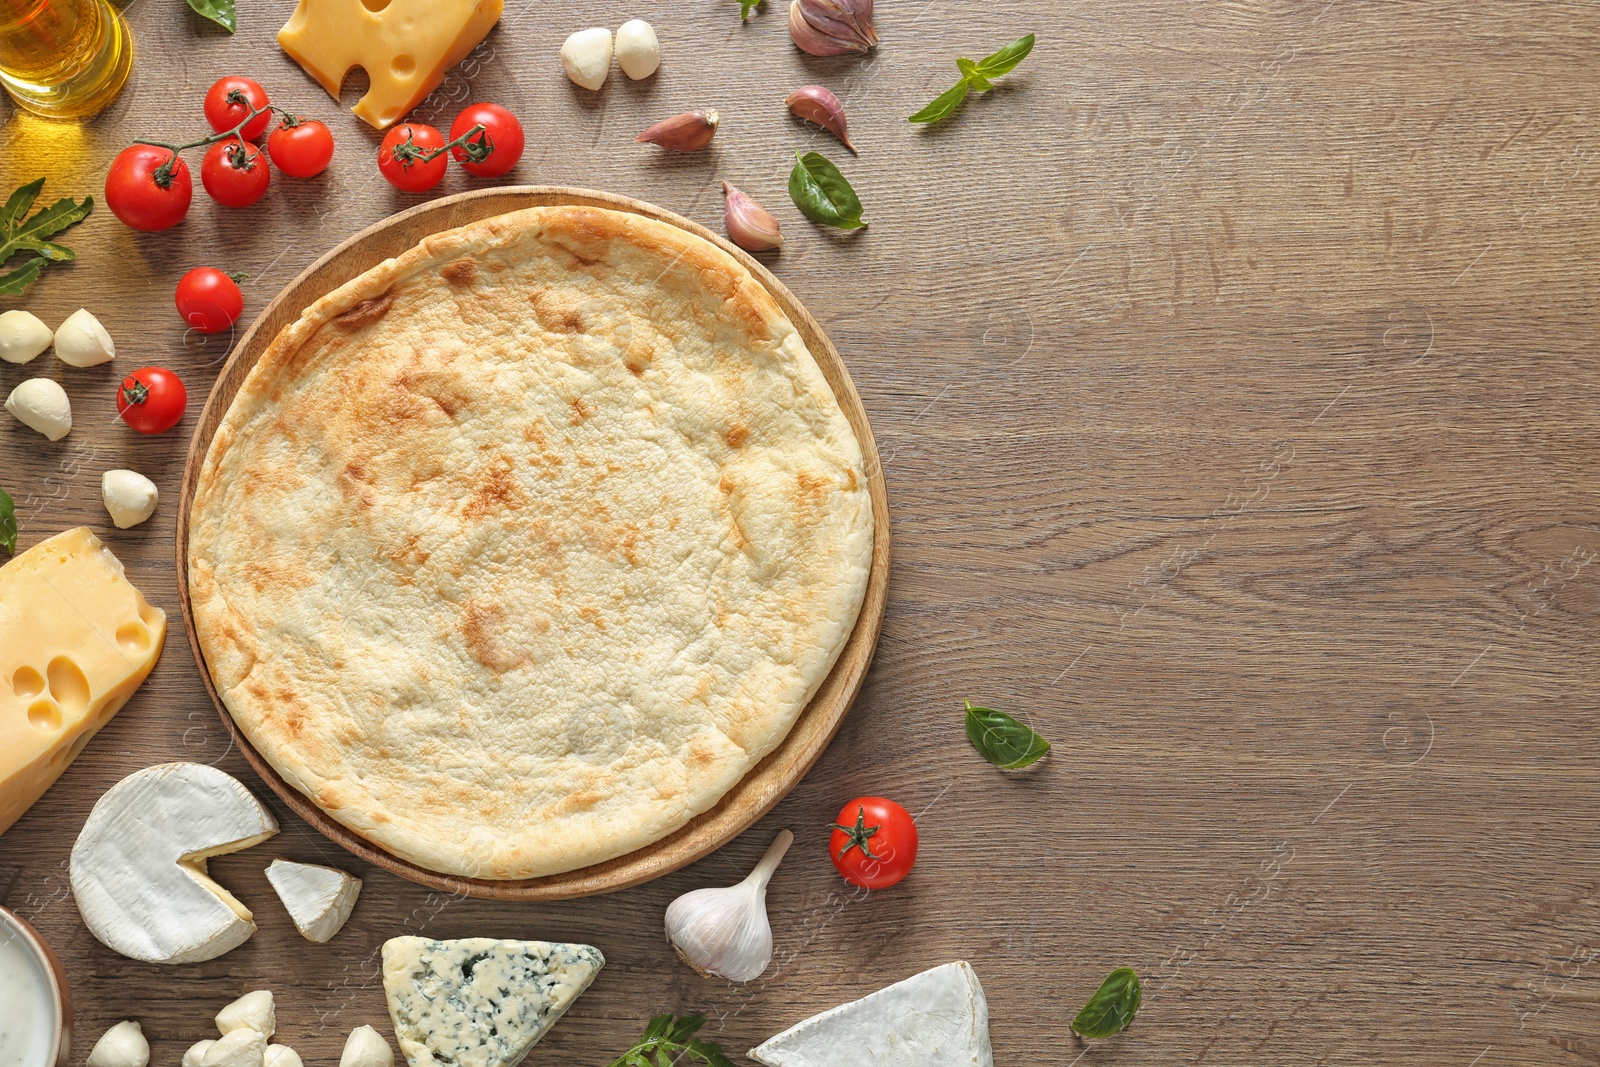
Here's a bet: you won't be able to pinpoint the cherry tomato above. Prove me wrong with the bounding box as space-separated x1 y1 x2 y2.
266 117 335 178
117 367 188 435
105 145 192 231
449 103 524 178
203 76 271 141
829 796 918 890
378 123 448 192
202 138 270 208
175 267 244 334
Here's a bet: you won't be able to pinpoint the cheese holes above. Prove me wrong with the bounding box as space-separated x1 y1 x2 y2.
360 0 390 10
28 699 61 732
117 621 151 653
11 664 44 699
391 53 415 76
47 655 91 716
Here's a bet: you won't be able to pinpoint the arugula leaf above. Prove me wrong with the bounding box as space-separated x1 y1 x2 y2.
737 0 763 19
1071 967 1142 1039
608 1014 733 1067
910 33 1036 124
186 0 236 32
964 700 1051 768
789 150 866 230
0 486 16 555
0 178 92 297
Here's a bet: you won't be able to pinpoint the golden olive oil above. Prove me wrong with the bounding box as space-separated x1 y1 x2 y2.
0 0 131 119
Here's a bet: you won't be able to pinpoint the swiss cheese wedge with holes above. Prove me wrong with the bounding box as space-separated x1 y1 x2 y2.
0 528 167 836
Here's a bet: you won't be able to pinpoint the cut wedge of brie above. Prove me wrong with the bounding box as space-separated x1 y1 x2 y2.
382 937 604 1067
70 763 278 964
750 961 994 1067
265 859 361 942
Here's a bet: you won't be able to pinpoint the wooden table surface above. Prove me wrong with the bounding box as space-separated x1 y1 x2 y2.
3 1 1599 1064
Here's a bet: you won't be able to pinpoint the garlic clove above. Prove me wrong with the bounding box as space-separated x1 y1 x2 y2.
339 1026 394 1067
102 469 159 529
786 85 855 152
615 19 661 80
184 1042 217 1067
790 0 878 55
636 109 720 152
53 308 115 367
789 1 853 56
561 27 614 91
6 377 72 440
87 1021 149 1067
665 829 793 983
723 183 784 252
0 309 53 363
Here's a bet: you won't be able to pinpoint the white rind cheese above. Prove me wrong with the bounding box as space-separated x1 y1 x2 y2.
69 762 278 964
265 860 361 942
382 937 604 1067
749 961 994 1067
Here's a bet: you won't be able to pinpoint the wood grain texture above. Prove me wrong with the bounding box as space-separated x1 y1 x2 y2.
172 185 892 901
1 1 1598 1064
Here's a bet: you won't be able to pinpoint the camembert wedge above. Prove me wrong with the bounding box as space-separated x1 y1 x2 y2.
382 937 604 1067
0 527 166 837
265 859 361 943
750 961 995 1067
70 763 278 964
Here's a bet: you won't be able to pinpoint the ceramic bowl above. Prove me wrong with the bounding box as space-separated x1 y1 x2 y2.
0 905 72 1067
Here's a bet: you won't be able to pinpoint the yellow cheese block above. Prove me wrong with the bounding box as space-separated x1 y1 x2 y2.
0 528 166 836
278 0 503 130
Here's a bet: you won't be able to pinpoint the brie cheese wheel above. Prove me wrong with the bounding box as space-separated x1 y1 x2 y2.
382 937 604 1067
750 961 994 1067
70 763 279 964
265 860 361 942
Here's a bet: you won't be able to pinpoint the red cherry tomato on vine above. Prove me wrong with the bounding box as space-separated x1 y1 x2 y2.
829 796 918 890
117 367 188 435
449 103 524 178
204 76 271 141
175 267 244 334
266 118 335 178
105 145 192 231
378 123 448 192
202 138 270 208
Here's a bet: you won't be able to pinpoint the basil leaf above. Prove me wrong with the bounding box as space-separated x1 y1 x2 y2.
737 0 763 19
788 150 865 230
186 0 236 32
909 79 969 123
976 33 1036 78
956 58 993 91
0 486 16 555
1071 968 1142 1038
964 700 1050 768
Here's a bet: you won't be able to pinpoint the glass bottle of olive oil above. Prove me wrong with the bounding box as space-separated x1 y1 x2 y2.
0 0 131 119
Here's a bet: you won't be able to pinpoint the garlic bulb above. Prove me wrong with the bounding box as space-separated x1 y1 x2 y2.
665 829 793 982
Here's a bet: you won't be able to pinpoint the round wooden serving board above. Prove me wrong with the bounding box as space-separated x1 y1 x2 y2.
173 186 891 902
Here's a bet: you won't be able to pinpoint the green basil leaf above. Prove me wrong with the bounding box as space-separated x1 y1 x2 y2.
1071 967 1142 1038
964 700 1050 768
0 486 16 555
956 58 993 91
0 258 43 296
976 33 1036 78
738 0 763 19
788 150 865 230
909 79 970 123
186 0 237 32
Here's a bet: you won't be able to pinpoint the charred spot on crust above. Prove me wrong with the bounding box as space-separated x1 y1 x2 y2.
725 424 749 448
333 289 396 331
441 260 476 286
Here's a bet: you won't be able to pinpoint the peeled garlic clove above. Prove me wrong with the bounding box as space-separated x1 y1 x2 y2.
6 377 71 440
102 469 159 529
615 19 661 80
665 829 793 983
723 183 783 252
264 1046 302 1067
0 309 53 363
637 109 719 152
786 85 855 152
561 27 614 91
54 308 115 367
339 1026 393 1067
87 1021 149 1067
184 1042 217 1067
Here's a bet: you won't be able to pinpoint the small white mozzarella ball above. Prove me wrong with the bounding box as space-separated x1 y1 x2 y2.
87 1021 149 1067
216 990 275 1038
0 309 53 363
6 377 71 440
101 469 158 529
264 1046 301 1067
615 19 660 79
338 1026 393 1067
53 308 115 367
561 27 613 90
200 1029 266 1067
184 1041 216 1067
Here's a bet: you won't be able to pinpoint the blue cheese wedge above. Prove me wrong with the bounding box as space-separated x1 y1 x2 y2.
749 961 994 1067
381 937 603 1067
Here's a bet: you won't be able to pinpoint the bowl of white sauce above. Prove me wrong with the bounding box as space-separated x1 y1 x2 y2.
0 906 70 1067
